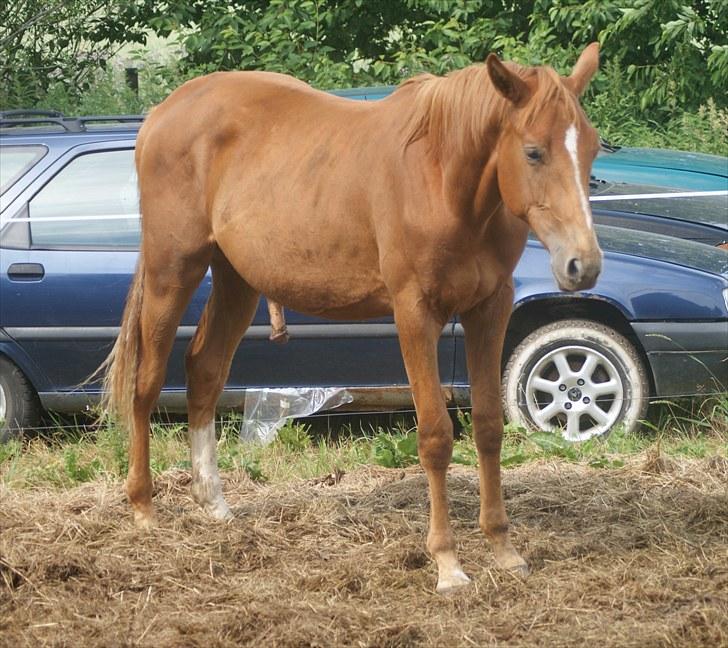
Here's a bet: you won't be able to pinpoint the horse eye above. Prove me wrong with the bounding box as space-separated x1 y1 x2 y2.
525 147 543 164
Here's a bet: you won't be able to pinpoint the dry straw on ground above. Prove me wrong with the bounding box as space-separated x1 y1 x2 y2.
1 457 727 647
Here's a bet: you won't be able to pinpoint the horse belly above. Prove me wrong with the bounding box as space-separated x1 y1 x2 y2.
213 205 391 319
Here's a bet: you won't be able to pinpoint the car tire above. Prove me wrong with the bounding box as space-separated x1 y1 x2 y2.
0 356 41 443
502 319 649 441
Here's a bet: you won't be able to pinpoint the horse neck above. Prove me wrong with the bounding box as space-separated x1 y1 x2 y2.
406 66 508 158
402 67 511 221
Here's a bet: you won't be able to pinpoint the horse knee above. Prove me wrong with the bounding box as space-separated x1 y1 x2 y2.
417 415 453 470
471 413 503 456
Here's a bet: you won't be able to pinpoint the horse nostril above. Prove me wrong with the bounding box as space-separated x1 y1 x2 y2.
567 258 582 278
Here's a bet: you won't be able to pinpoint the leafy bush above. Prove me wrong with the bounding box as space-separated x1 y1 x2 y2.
0 1 151 109
3 2 725 153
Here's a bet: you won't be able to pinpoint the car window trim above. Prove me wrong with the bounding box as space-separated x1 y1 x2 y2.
29 242 139 252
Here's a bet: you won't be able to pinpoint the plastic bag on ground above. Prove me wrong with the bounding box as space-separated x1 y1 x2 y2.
240 387 353 444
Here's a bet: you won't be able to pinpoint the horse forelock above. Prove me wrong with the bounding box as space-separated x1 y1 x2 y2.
514 66 579 130
400 61 580 155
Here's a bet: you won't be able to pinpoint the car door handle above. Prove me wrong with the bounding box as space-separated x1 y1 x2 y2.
7 263 45 281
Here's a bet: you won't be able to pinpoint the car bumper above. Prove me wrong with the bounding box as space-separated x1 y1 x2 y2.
632 321 728 397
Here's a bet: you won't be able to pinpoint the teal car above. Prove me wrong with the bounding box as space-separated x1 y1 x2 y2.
588 145 727 249
592 145 727 191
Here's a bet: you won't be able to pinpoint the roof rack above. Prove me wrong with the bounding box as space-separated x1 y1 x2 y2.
0 110 146 132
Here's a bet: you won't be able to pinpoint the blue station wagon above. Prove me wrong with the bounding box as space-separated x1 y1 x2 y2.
1 102 727 443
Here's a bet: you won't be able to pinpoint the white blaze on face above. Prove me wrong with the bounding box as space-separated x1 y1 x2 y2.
564 124 593 229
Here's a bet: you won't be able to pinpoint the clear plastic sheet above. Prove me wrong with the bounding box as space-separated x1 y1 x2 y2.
240 387 353 444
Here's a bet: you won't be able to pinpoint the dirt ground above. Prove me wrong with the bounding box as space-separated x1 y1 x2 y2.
1 456 727 647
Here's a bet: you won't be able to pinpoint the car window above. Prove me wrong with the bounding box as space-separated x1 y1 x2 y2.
29 149 140 248
0 145 47 195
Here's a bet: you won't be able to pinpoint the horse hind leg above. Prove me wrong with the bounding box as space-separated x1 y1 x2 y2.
185 251 260 519
127 252 210 527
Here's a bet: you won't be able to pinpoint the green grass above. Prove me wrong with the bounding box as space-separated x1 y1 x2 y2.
1 398 726 489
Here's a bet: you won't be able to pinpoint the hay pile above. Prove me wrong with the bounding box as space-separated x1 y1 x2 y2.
1 457 727 647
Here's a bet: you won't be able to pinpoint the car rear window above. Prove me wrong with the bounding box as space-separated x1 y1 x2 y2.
29 148 141 248
0 145 47 195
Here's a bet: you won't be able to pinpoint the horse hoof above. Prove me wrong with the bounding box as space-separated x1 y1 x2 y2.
494 549 530 577
205 500 233 521
507 561 530 579
133 510 155 529
436 569 472 594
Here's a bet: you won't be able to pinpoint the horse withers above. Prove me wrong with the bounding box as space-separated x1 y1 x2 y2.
102 44 602 593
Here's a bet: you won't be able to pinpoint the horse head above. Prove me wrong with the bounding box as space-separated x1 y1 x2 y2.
488 43 602 292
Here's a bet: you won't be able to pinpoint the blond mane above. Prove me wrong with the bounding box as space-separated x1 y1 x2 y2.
399 61 579 155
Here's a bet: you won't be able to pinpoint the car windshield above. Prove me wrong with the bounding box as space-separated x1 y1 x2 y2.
589 180 728 230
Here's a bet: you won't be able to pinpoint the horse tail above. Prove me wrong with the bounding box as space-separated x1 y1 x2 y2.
98 251 145 432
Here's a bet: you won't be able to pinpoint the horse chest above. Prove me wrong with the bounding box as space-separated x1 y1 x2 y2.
403 247 505 318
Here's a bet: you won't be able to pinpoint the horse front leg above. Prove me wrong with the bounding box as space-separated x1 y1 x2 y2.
394 298 470 593
461 283 528 575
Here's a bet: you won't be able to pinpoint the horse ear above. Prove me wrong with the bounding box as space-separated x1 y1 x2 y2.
486 54 530 107
567 42 600 96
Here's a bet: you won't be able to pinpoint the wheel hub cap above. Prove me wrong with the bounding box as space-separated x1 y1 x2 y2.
524 345 624 441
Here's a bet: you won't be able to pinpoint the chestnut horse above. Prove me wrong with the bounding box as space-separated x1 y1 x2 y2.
103 44 602 592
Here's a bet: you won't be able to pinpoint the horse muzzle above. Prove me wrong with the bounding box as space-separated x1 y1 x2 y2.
552 250 602 292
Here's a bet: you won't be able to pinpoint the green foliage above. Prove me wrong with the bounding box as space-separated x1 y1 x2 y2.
599 0 728 113
0 1 154 109
274 421 313 451
0 439 21 466
451 441 478 466
1 402 726 489
646 396 728 437
62 446 103 483
239 456 266 482
216 434 267 481
455 409 473 436
95 424 128 475
371 428 419 468
4 1 726 153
